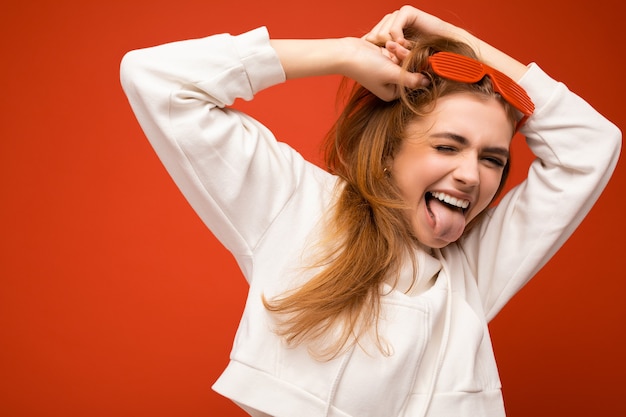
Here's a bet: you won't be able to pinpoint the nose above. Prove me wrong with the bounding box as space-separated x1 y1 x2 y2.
453 155 480 187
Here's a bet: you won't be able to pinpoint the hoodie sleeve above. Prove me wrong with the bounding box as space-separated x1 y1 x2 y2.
458 63 621 321
120 27 311 277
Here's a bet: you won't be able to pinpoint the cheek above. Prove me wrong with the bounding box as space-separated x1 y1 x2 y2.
391 160 425 199
484 169 504 196
471 169 505 219
392 171 420 203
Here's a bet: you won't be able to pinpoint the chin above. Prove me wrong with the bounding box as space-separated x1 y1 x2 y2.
414 234 457 251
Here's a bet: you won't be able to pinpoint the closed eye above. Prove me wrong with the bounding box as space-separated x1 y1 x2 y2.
435 145 457 153
482 156 507 167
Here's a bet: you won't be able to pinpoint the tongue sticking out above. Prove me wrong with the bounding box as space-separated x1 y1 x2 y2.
428 198 466 243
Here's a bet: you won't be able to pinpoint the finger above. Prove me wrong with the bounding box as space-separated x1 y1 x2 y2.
377 45 396 65
366 10 411 47
377 71 428 101
403 72 430 89
363 13 394 45
393 6 426 44
388 66 429 92
387 13 407 45
385 41 410 62
375 11 399 43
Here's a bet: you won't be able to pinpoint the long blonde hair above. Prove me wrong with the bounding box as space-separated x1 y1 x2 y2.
264 34 516 358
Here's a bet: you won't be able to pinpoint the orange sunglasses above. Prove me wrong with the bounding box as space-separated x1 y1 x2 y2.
428 51 535 131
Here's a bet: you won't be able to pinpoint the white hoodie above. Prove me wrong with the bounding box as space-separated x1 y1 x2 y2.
120 27 621 416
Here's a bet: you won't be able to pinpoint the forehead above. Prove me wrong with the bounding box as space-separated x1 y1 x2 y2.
405 92 515 145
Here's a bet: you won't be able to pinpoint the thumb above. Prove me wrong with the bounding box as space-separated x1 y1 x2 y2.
396 71 429 90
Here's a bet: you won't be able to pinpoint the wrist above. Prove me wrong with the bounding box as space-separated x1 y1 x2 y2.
271 38 350 80
442 27 527 82
333 37 365 78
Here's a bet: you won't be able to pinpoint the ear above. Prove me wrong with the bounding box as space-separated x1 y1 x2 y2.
382 156 394 178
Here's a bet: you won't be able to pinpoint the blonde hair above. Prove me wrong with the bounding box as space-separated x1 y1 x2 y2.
264 34 517 359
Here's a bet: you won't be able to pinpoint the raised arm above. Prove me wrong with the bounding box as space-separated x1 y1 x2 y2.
363 5 528 81
120 28 292 267
270 36 426 101
119 25 425 276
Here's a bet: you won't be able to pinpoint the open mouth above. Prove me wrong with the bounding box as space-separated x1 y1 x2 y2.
426 191 470 214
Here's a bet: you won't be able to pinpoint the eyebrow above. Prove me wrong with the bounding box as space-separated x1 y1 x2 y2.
431 132 511 159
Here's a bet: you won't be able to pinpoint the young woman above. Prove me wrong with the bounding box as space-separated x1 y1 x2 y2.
120 6 621 417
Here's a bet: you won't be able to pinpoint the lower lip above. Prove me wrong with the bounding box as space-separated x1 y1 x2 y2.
424 197 436 229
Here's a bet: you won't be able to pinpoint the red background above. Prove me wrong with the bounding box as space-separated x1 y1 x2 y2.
1 1 624 416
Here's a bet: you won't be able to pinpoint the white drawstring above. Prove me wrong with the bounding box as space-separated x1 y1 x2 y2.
417 258 452 417
324 344 356 417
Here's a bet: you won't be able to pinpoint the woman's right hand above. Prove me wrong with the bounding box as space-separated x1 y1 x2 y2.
338 36 428 100
271 36 426 101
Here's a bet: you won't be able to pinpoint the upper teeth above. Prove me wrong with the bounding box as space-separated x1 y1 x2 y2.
431 192 470 209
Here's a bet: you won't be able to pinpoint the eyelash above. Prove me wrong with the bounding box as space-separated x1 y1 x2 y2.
483 157 506 167
434 146 506 167
435 145 456 153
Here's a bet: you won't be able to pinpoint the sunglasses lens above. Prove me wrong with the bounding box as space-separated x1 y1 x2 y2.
491 71 534 116
428 51 535 131
430 52 485 83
